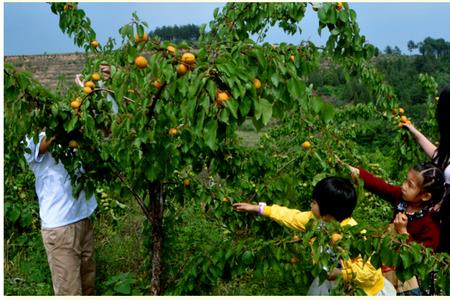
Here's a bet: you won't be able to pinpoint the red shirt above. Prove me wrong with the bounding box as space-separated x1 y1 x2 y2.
358 168 440 250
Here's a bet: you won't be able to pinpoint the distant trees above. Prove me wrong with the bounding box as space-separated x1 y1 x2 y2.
309 36 450 109
384 46 401 55
149 24 200 43
408 37 450 58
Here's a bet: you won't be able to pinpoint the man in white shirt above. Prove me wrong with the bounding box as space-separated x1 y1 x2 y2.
24 132 97 295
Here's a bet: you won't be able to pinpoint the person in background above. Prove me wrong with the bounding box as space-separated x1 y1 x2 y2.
402 84 450 254
24 131 97 295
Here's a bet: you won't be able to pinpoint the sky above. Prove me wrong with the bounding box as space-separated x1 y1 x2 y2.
3 2 450 56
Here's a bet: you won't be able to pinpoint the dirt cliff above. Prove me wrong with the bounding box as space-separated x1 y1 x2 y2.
5 53 87 90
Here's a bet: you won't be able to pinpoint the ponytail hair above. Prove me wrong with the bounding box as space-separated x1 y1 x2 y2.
435 84 450 170
413 162 446 206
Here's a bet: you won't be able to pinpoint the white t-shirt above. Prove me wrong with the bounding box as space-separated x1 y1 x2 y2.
24 132 97 229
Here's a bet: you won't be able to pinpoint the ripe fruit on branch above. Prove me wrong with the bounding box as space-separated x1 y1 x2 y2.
90 40 99 48
84 80 95 89
69 140 79 148
400 115 408 123
183 179 190 187
177 64 188 76
70 97 82 109
398 107 405 114
290 256 298 264
91 72 101 81
153 80 162 90
135 55 148 69
215 91 230 106
301 141 311 149
167 45 177 55
217 91 230 102
253 79 262 89
83 86 93 95
336 2 343 11
331 233 342 242
293 235 300 241
169 128 178 136
135 32 148 43
290 55 295 62
181 52 196 65
223 197 229 203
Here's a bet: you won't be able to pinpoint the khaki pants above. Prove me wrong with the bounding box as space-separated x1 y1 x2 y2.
42 218 95 295
383 270 420 295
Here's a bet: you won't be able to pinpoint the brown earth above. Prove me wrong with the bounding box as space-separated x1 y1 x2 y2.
4 53 87 90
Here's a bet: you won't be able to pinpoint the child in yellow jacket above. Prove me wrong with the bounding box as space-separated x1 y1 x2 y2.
233 176 396 296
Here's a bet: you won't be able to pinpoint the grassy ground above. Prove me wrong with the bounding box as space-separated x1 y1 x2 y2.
236 119 269 148
4 197 147 295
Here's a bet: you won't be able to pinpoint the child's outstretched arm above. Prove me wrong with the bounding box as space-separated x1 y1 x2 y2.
403 123 436 159
233 203 314 232
347 164 402 206
233 203 258 214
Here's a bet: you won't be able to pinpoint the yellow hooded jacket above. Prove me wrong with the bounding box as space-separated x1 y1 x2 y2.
262 204 385 296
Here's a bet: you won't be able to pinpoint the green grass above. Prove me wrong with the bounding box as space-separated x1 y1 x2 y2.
94 200 148 295
236 119 272 148
4 232 53 295
4 197 148 296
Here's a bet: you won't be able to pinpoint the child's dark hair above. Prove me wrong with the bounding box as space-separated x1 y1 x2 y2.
413 162 445 205
435 84 450 170
312 177 357 222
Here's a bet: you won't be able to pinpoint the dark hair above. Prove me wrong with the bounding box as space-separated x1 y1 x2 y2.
312 177 357 222
413 162 445 205
435 84 450 170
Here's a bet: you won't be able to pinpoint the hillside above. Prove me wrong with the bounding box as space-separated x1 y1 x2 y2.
4 53 86 90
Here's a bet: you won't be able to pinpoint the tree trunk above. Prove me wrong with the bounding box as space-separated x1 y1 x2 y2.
149 181 164 295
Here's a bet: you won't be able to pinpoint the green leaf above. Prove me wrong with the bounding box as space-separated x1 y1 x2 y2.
6 205 21 223
327 5 337 24
114 282 131 295
242 250 254 265
145 165 158 181
206 80 217 100
287 77 305 100
400 252 412 269
64 115 78 132
218 108 229 124
318 8 327 22
203 119 218 150
252 48 267 70
313 152 327 170
311 96 323 114
239 97 252 117
319 102 335 123
260 99 272 125
271 73 281 87
223 99 238 119
84 114 95 133
254 98 272 125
